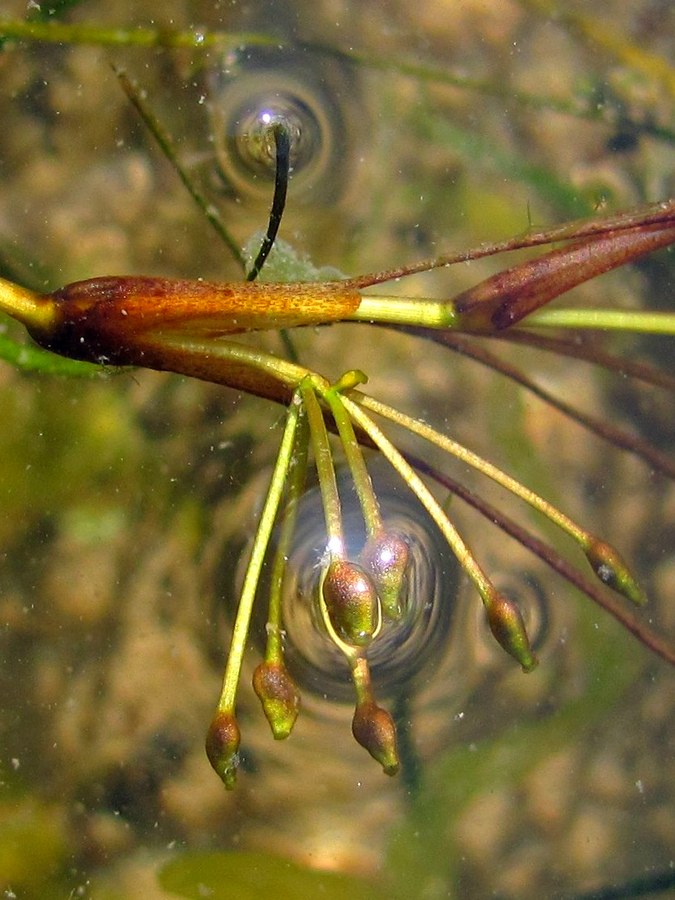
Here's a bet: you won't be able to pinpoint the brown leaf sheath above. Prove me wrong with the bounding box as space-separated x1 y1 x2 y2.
453 221 675 332
30 276 361 364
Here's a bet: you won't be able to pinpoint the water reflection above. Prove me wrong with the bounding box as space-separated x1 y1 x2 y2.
209 45 360 205
255 466 460 703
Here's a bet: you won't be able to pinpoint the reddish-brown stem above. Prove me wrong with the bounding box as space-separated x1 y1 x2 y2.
345 199 675 290
25 276 359 369
406 452 675 667
394 325 675 480
493 330 675 393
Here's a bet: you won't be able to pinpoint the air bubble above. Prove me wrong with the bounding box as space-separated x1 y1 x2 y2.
208 46 359 204
252 467 461 703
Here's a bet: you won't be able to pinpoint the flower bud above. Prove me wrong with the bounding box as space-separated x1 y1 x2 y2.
360 530 410 620
584 537 646 606
352 700 400 776
205 710 241 790
486 592 538 672
253 660 301 740
321 558 379 648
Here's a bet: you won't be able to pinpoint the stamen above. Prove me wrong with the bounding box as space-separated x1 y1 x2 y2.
299 378 345 556
206 389 302 787
321 558 381 648
322 374 411 619
339 393 537 668
253 400 308 740
323 371 383 537
359 530 410 621
350 658 399 776
357 393 645 605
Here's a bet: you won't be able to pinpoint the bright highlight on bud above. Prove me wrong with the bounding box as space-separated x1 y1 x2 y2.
321 558 381 648
584 537 646 606
1 71 671 791
360 530 410 620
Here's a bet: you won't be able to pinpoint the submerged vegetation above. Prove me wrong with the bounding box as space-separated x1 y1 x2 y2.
0 2 673 897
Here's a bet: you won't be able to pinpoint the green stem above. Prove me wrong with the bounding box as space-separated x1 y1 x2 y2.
323 375 383 538
300 379 344 555
154 332 318 397
358 393 589 546
216 390 301 714
115 69 245 271
264 404 309 662
350 298 675 338
339 394 498 607
356 392 644 604
351 295 455 328
350 656 374 706
520 307 675 334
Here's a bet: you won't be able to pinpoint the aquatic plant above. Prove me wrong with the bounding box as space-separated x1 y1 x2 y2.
1 42 674 790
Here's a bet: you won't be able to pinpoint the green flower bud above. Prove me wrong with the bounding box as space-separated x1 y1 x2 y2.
584 537 646 606
205 711 241 790
352 700 400 776
360 530 410 620
253 660 301 740
322 558 380 648
486 592 538 672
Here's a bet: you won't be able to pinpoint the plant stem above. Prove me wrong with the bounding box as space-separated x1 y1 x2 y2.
323 376 383 538
340 394 497 606
520 308 675 334
216 391 301 713
264 405 309 662
358 393 594 545
115 69 245 270
300 379 344 555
